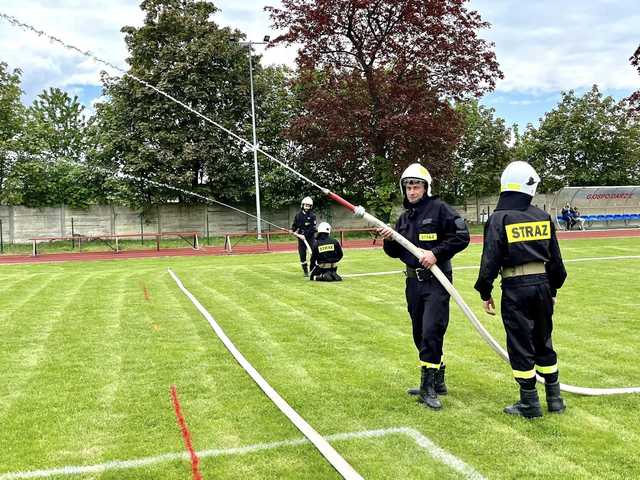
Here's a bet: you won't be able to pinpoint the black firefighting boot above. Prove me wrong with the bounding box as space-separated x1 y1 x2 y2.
302 263 309 277
330 270 342 281
544 381 566 413
434 365 448 395
418 367 442 410
503 388 543 418
408 365 447 396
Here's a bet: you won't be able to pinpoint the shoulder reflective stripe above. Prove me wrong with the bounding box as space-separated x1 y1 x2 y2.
535 363 558 374
419 233 438 241
318 244 335 253
420 361 441 369
505 220 551 243
512 368 536 379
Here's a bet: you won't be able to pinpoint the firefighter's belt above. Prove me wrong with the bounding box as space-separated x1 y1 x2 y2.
405 267 432 281
317 262 337 269
501 262 546 278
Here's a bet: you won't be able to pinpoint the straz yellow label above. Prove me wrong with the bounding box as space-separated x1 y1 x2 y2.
318 244 335 253
505 221 551 243
419 233 438 241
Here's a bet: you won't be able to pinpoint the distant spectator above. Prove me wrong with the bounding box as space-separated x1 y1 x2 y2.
570 207 585 230
561 203 576 230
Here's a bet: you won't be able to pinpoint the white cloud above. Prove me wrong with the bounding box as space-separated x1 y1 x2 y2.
470 0 639 93
0 0 294 103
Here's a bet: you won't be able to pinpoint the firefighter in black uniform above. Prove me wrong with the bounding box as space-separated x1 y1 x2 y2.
291 196 317 276
474 161 567 418
309 222 344 281
378 163 470 410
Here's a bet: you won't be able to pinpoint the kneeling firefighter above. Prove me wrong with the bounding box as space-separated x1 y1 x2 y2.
292 196 317 277
474 161 568 418
309 222 344 281
378 163 470 410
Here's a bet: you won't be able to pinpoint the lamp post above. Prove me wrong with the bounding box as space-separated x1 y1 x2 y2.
237 36 270 239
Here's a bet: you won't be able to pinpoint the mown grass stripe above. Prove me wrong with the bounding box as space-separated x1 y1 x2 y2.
0 427 484 480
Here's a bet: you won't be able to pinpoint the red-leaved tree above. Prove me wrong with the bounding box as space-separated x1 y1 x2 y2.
267 0 502 205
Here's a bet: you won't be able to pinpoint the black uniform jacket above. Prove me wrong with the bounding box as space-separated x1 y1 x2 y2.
474 192 567 301
292 210 317 238
383 195 470 272
310 233 344 267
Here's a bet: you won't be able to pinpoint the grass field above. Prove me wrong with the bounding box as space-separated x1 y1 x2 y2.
1 236 639 479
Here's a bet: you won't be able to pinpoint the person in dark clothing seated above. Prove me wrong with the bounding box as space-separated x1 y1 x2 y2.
561 203 576 230
309 222 344 281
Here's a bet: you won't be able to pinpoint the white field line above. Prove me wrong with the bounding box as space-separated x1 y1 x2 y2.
341 255 640 278
0 427 485 480
168 269 363 480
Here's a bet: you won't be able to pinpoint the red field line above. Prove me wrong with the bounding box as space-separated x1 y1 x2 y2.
0 228 638 265
170 385 203 480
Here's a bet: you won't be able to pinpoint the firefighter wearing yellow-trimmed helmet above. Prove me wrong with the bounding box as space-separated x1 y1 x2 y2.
500 161 540 197
474 160 567 418
292 196 317 277
379 161 470 410
400 163 432 198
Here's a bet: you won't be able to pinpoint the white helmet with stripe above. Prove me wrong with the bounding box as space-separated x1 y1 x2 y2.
317 222 331 234
500 161 540 197
400 163 432 197
301 196 313 209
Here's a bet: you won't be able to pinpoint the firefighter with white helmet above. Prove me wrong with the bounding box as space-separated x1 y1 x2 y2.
309 222 344 281
474 161 567 418
378 163 470 410
292 196 317 276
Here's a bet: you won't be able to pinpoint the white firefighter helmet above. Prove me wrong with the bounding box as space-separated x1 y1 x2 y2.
317 222 331 234
400 163 432 197
301 196 313 208
500 161 540 197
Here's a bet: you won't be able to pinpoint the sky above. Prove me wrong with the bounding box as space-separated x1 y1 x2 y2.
0 0 638 128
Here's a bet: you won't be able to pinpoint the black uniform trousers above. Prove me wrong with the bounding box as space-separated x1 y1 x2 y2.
405 270 452 366
501 274 558 386
297 236 313 263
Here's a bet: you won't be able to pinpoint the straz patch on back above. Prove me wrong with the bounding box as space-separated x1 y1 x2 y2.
505 221 551 243
318 244 335 253
419 233 438 241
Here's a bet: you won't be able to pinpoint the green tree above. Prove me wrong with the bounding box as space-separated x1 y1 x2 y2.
91 0 292 208
442 100 513 202
514 86 640 192
21 87 87 159
0 62 25 200
5 87 95 207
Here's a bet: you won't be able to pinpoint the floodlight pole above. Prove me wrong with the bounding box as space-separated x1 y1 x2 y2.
239 39 269 240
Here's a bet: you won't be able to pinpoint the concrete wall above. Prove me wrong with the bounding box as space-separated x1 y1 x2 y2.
0 195 556 244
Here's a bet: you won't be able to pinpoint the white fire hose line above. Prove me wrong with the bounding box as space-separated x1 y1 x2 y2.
352 208 640 396
168 269 364 480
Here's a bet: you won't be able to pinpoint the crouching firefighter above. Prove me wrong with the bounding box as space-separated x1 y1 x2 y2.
378 163 470 410
474 161 568 419
292 196 317 277
309 222 343 281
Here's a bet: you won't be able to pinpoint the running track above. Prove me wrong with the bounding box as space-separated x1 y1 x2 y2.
1 228 638 265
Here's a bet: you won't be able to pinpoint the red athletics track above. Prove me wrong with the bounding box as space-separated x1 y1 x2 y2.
0 228 638 265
